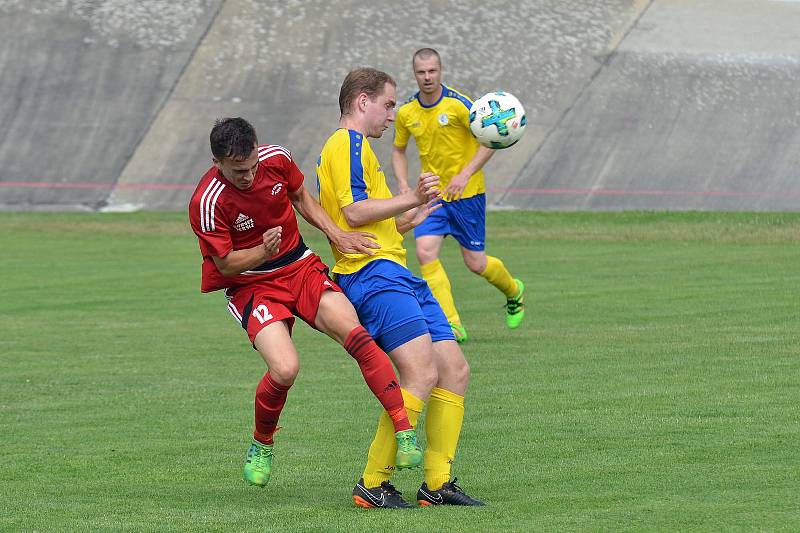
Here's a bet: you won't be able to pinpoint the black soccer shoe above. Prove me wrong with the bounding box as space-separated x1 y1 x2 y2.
417 477 486 506
352 478 413 509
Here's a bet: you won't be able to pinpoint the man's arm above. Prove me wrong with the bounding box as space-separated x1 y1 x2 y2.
444 145 496 201
342 172 440 228
289 184 380 255
392 144 411 194
211 227 282 277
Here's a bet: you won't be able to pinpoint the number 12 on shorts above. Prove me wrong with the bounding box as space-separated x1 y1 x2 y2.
252 304 273 324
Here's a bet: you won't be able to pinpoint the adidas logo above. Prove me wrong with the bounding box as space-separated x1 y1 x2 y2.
383 380 399 393
234 212 254 232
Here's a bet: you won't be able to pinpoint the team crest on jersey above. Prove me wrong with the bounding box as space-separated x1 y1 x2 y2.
438 113 449 125
271 183 283 195
234 212 254 231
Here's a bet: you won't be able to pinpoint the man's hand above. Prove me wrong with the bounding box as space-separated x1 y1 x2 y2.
330 229 381 255
414 172 441 205
444 171 469 201
409 197 444 228
262 226 282 258
396 197 444 234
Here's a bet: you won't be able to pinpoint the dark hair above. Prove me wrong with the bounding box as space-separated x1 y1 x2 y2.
412 47 441 68
339 67 396 115
210 117 258 160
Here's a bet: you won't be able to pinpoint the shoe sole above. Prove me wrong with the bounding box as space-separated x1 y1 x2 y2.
353 495 411 509
244 476 269 487
395 454 423 470
353 495 376 508
506 309 525 329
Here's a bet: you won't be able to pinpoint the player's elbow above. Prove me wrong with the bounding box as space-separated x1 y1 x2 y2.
212 256 240 277
219 266 239 277
343 206 365 228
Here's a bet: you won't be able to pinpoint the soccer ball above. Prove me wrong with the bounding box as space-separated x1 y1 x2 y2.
468 91 527 149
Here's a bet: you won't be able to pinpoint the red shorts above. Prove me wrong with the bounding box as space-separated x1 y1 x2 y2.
224 253 342 343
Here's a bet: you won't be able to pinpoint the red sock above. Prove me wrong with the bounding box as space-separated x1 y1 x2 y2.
253 372 291 444
344 326 412 432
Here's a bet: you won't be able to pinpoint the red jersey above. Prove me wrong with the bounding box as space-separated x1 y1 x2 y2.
189 144 307 292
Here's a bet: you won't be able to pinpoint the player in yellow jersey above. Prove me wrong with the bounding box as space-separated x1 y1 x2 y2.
317 67 485 508
393 48 526 342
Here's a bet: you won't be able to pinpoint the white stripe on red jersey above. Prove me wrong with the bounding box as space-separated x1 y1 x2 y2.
199 178 225 233
258 144 291 162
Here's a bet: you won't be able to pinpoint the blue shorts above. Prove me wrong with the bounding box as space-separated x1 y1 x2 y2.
335 259 455 352
414 193 486 251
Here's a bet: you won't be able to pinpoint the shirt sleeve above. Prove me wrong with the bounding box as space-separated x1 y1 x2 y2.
327 130 368 208
394 106 410 148
457 94 473 128
284 153 305 192
189 192 233 258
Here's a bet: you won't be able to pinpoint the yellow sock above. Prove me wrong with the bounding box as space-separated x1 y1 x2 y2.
420 259 461 325
362 388 424 488
424 387 464 491
480 255 518 298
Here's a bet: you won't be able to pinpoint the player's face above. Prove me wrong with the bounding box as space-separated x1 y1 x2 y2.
364 82 396 138
413 56 442 96
214 146 259 190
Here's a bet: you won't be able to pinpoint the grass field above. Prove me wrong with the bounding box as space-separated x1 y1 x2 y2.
2 211 799 532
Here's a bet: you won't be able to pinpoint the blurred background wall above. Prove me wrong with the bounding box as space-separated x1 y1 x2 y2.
1 0 799 211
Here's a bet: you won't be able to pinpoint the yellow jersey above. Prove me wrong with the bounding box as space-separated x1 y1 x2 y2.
394 84 486 200
316 128 407 274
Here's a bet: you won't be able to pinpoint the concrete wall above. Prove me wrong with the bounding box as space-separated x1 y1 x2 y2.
504 0 800 210
0 0 223 210
1 0 798 211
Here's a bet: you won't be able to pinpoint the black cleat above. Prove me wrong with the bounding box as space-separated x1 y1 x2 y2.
352 478 413 509
417 477 485 506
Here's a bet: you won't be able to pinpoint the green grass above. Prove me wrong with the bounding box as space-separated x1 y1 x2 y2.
1 211 799 532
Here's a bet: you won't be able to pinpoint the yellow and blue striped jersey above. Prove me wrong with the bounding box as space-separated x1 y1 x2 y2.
316 128 407 274
394 84 486 200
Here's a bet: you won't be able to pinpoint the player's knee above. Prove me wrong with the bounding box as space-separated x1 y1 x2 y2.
269 360 299 385
417 248 438 265
454 358 470 387
403 363 438 396
423 364 439 392
464 255 486 274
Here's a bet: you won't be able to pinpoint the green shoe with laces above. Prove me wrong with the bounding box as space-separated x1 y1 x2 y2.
243 439 274 487
505 279 525 329
394 429 423 470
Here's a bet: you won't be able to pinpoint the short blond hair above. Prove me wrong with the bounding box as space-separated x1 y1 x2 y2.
412 47 441 68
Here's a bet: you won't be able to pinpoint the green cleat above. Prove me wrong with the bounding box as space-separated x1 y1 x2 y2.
450 323 468 343
505 279 525 329
243 439 274 487
394 429 423 470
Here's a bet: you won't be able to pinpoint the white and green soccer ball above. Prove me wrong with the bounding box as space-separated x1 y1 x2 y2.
468 91 527 149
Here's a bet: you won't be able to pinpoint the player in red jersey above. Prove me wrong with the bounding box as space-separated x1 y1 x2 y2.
188 117 422 488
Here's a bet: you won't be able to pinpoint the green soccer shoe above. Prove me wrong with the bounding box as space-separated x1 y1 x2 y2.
450 322 468 343
394 429 423 470
505 279 525 329
243 439 274 487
